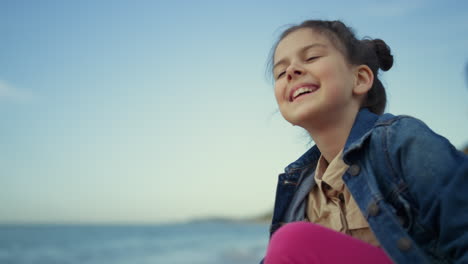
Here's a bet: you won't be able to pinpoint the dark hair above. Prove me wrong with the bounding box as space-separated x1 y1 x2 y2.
269 20 393 115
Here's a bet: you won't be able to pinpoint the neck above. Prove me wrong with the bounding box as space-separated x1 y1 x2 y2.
303 108 359 163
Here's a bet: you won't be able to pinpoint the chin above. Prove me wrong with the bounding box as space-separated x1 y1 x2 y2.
279 103 319 125
291 109 319 123
285 115 311 128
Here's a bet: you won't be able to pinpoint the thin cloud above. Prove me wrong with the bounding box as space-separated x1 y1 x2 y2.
0 79 34 103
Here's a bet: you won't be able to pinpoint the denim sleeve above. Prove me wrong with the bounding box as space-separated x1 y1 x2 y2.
385 117 468 263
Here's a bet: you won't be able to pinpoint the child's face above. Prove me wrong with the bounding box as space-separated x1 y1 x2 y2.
273 28 359 128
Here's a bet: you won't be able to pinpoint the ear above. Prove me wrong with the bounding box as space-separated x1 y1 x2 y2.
353 65 374 95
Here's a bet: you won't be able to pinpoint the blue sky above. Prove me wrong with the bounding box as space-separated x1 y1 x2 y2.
1 0 467 224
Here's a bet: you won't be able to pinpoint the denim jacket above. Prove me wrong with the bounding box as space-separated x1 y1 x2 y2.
265 109 468 264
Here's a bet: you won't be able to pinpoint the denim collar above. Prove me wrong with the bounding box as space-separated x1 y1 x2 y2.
284 108 379 173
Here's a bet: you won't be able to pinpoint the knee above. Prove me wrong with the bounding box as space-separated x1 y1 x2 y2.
272 222 323 245
265 222 322 263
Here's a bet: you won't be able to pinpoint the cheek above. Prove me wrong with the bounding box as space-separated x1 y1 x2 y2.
319 66 352 94
274 83 284 102
316 64 337 82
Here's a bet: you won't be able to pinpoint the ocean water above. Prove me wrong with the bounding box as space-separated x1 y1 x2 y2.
0 221 269 264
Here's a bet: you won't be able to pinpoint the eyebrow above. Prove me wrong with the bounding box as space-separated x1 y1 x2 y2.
273 43 327 71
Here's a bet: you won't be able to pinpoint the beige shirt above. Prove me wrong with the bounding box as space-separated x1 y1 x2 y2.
306 150 380 247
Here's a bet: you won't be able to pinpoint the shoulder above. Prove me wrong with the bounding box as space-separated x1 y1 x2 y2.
375 113 428 129
373 113 457 152
346 113 435 154
373 113 467 184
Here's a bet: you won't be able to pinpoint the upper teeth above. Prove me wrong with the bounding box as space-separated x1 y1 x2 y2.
293 87 314 98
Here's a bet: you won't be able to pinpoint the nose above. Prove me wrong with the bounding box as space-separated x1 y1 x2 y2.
286 64 303 81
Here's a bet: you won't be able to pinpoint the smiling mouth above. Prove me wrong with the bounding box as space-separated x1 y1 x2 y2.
291 86 319 102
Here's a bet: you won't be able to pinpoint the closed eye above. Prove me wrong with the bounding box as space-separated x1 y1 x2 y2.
306 56 320 62
276 71 286 79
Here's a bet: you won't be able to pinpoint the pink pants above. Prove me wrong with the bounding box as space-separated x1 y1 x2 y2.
264 222 394 264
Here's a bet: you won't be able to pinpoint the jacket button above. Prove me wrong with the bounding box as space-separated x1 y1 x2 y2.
348 164 360 176
368 202 380 216
397 237 412 251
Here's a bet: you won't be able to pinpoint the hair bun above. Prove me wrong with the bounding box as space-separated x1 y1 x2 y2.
372 39 393 71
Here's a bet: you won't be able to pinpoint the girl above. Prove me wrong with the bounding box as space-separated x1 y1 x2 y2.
262 20 468 264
